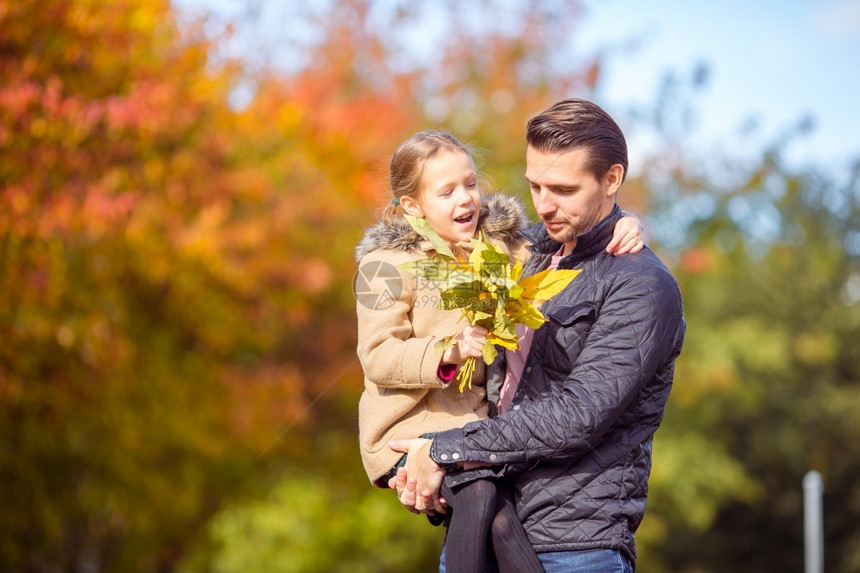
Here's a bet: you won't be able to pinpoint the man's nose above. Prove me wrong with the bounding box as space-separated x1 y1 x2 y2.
533 188 554 215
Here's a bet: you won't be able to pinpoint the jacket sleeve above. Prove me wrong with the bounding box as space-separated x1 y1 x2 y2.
431 260 685 466
356 251 448 389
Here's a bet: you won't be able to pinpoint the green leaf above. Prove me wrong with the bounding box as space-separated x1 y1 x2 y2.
443 269 484 290
397 258 457 282
508 283 524 300
482 274 517 293
438 281 485 310
435 335 457 357
468 308 496 329
404 214 458 260
474 245 511 279
472 310 493 321
493 300 516 339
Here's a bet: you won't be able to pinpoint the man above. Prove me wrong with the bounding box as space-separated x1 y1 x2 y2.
390 98 686 572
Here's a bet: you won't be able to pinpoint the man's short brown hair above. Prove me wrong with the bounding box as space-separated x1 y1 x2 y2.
526 98 628 183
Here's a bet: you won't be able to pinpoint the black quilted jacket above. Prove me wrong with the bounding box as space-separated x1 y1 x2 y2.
431 205 686 564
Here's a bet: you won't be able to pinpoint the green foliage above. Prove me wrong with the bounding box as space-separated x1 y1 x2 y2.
201 474 444 573
635 140 860 570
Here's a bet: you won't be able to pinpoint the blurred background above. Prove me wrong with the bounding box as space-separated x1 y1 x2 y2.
2 0 859 571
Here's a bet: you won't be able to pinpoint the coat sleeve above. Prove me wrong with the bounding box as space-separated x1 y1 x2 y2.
356 251 449 389
431 260 685 466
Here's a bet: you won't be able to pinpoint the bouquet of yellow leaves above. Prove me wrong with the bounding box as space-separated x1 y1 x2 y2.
399 215 581 392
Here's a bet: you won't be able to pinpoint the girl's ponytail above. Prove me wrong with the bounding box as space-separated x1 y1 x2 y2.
381 199 400 222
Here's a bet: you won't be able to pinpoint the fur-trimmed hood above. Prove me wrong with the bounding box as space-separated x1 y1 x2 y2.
355 193 529 261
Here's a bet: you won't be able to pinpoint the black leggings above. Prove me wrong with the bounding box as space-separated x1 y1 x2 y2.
440 477 544 573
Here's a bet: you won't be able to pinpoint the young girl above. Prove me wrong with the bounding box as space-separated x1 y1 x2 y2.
355 130 642 572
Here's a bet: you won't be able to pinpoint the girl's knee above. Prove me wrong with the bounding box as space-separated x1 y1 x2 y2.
491 510 516 537
451 478 497 513
472 479 496 499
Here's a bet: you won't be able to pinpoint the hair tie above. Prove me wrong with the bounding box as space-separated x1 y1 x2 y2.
391 198 400 206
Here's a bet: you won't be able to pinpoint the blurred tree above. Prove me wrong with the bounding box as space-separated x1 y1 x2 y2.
203 473 445 573
1 0 600 569
0 0 385 569
627 71 860 571
656 157 860 572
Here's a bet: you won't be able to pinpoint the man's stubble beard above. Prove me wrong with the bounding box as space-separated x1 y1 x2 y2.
543 217 583 246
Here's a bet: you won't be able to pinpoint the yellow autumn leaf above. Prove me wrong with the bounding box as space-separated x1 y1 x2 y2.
457 358 478 392
468 238 489 273
487 332 519 350
517 268 581 301
482 339 498 365
510 258 524 282
507 299 547 330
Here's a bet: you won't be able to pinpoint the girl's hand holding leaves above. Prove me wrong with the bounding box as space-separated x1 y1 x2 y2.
441 325 489 366
399 214 581 392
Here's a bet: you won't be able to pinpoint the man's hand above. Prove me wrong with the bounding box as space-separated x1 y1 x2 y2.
388 438 447 515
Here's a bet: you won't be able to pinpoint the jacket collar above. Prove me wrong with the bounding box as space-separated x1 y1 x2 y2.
522 204 623 265
355 193 528 261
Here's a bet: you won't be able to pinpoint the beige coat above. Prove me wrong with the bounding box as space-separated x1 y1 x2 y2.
355 193 529 483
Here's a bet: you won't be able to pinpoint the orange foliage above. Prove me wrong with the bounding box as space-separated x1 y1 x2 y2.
0 0 604 569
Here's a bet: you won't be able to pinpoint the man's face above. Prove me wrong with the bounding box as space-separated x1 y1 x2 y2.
525 146 621 254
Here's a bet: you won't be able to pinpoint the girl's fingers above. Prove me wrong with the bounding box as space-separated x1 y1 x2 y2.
610 235 644 256
605 235 621 253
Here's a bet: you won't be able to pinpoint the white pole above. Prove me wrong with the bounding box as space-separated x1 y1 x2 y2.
803 470 824 573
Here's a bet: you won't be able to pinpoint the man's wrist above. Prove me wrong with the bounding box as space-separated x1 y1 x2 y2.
429 428 466 470
414 438 449 477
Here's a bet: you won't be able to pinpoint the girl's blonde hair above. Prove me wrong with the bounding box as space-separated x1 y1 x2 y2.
382 130 476 221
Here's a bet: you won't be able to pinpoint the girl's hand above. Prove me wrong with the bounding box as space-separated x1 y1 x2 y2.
440 325 488 365
607 214 645 255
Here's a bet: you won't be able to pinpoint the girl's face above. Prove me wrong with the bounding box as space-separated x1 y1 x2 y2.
403 149 481 244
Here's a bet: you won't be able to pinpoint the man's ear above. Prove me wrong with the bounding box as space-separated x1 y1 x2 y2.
400 195 423 217
604 164 624 198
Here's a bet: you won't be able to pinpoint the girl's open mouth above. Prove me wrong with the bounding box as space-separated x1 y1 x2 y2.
454 213 474 224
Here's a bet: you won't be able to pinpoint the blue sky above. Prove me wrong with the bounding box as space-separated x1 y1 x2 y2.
578 0 860 174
